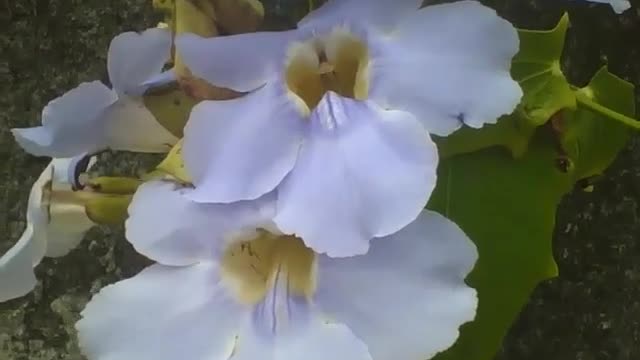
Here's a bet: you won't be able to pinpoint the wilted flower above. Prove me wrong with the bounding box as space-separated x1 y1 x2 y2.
12 28 178 158
176 0 522 256
77 180 478 360
0 156 96 301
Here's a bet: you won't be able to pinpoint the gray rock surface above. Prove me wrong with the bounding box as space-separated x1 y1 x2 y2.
0 0 638 359
0 1 156 359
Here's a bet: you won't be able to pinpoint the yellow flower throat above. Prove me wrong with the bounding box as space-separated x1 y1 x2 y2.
220 232 317 305
285 27 370 113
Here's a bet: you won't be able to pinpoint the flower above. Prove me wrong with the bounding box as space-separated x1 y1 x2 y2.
76 180 478 360
12 28 178 158
0 156 96 302
579 0 631 13
175 0 522 256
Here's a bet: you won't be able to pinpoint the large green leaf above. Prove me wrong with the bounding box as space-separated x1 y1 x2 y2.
430 68 635 360
437 14 576 159
435 114 533 159
512 13 576 126
429 133 570 360
562 67 636 180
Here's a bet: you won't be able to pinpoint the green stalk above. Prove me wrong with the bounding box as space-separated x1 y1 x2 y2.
575 92 640 130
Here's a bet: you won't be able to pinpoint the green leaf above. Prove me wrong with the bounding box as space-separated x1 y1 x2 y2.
562 66 636 180
434 114 533 159
429 67 636 360
437 14 576 159
512 13 575 126
429 134 571 360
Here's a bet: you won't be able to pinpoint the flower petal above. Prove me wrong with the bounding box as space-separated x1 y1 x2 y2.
126 181 276 266
175 31 295 92
274 92 437 257
44 157 97 257
101 97 178 153
142 68 177 88
0 160 57 301
108 28 173 96
314 210 478 360
298 0 421 33
12 84 175 156
43 227 90 258
0 226 38 302
184 84 305 203
24 162 56 263
12 81 117 158
369 1 522 136
77 263 244 360
44 203 95 258
55 153 97 191
609 0 632 13
582 0 631 13
232 319 372 360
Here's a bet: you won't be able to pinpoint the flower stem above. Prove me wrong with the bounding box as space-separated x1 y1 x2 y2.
575 92 640 130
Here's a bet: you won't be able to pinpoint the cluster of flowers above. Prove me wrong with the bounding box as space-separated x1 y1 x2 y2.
0 0 629 358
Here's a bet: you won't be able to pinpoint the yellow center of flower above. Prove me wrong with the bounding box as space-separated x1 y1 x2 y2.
285 27 370 114
220 231 317 305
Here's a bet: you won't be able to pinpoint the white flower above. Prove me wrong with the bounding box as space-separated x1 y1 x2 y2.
175 0 522 256
0 156 96 302
580 0 631 13
76 180 478 360
12 28 178 158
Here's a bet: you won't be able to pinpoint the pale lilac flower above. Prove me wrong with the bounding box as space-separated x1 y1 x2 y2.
579 0 631 13
76 180 478 360
176 0 522 256
12 28 178 158
0 156 96 301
